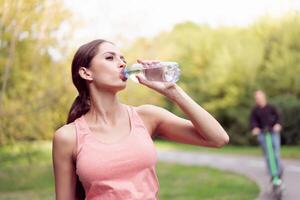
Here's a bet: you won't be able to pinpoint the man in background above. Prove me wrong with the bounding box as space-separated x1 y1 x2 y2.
250 90 283 181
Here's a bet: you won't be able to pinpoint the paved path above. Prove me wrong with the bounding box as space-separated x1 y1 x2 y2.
157 149 300 200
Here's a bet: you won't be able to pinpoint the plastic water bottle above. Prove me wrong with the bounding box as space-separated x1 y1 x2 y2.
120 61 180 83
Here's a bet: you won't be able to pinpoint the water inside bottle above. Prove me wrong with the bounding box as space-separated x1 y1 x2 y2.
163 64 180 82
125 62 180 83
143 67 165 82
129 66 170 83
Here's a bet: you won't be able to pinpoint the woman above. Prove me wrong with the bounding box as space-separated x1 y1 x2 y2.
52 39 229 200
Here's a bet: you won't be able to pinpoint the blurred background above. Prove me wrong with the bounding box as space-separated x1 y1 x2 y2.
0 0 299 199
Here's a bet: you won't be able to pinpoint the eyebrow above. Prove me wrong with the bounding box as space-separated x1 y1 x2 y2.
103 51 125 59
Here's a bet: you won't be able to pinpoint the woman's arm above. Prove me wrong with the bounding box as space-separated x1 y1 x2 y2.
52 124 77 200
136 75 229 147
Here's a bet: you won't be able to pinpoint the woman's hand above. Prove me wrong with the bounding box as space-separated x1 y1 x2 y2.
136 59 229 147
135 59 180 100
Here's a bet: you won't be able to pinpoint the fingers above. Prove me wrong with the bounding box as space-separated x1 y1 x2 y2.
164 82 176 89
136 74 161 90
137 59 160 67
136 75 176 90
136 75 150 86
137 59 145 64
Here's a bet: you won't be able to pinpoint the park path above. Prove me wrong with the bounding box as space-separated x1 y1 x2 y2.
157 149 300 200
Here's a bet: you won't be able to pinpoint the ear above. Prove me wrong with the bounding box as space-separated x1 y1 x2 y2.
78 67 93 81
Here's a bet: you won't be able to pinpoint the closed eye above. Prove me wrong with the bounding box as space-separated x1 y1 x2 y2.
106 56 114 60
104 52 126 63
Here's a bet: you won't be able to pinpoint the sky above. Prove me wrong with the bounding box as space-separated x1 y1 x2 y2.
64 0 300 47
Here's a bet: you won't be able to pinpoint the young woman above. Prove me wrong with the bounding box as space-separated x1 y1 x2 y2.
52 39 229 200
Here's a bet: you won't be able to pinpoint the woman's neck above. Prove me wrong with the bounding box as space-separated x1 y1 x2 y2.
85 90 123 126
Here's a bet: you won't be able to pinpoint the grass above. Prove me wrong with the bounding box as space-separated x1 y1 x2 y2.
154 140 300 159
0 141 54 200
0 141 259 199
157 162 259 200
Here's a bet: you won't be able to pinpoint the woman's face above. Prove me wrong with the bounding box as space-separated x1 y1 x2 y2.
86 42 127 92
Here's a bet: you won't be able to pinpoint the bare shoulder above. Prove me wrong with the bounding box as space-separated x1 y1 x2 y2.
52 123 76 155
54 123 76 143
135 104 171 135
136 104 173 119
135 104 165 121
135 104 167 116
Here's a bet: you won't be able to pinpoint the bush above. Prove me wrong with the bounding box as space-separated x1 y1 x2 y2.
271 95 300 145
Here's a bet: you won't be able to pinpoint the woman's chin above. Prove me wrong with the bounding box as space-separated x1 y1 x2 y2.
114 81 127 91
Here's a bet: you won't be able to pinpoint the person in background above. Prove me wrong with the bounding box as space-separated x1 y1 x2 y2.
52 39 229 200
250 90 283 181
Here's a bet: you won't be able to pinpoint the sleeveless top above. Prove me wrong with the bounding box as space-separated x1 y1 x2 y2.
74 105 159 200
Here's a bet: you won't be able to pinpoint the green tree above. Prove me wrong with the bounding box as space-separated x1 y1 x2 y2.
124 14 300 145
0 0 74 145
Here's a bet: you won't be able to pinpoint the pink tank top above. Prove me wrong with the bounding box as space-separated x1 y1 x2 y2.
74 105 159 200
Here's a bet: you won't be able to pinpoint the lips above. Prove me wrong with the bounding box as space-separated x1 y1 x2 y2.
119 68 128 81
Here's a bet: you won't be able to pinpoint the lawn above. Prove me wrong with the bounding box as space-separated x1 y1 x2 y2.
154 140 300 159
157 162 258 200
0 141 259 200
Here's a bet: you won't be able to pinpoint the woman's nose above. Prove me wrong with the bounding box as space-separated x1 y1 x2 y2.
119 60 126 68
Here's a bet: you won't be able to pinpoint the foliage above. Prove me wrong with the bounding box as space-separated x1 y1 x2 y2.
0 0 75 145
1 0 300 145
123 14 300 145
271 95 300 145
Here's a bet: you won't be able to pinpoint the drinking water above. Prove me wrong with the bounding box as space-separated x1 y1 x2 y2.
121 62 180 83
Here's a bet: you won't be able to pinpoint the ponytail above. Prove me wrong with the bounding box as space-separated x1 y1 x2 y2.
67 93 90 124
66 93 90 200
66 94 89 200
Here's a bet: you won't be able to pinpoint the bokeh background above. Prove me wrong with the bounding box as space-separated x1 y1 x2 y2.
0 0 299 199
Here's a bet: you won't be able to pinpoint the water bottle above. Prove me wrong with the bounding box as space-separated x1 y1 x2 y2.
120 61 180 83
